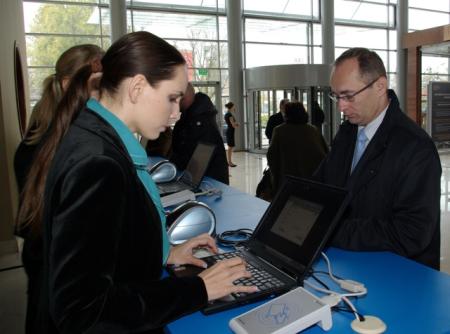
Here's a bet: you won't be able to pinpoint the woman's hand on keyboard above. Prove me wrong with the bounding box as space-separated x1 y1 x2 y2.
167 233 218 268
198 257 259 301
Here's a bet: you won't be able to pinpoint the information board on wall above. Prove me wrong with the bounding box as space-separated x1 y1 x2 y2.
427 81 450 142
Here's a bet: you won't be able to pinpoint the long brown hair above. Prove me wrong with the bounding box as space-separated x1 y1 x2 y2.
25 44 104 145
17 31 186 236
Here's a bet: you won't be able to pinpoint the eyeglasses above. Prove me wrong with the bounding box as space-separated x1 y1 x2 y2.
329 77 379 103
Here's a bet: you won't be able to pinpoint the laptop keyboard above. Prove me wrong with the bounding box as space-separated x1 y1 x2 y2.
203 251 286 298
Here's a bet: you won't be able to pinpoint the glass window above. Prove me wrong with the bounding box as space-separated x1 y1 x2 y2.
130 11 218 40
23 2 105 35
23 0 109 104
220 69 229 99
245 44 308 67
168 40 221 68
26 35 105 67
422 55 449 74
388 51 397 73
313 23 322 46
243 0 317 19
219 16 228 40
389 30 397 49
27 67 53 102
245 18 308 44
388 74 397 92
219 42 228 68
409 1 450 12
313 46 323 64
408 9 450 30
39 0 109 3
335 0 394 27
335 26 388 50
130 0 224 11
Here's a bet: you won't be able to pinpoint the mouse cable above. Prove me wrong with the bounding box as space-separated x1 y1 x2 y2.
321 252 366 293
303 280 364 321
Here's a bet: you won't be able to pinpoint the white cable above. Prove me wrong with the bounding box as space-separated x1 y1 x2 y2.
321 252 366 293
321 251 341 285
304 280 361 321
341 296 360 321
304 280 367 298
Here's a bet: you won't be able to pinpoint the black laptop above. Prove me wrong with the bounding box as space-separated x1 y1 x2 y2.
168 176 348 314
158 142 216 196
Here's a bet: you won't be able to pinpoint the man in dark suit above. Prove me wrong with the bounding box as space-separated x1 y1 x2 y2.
314 48 441 269
171 83 229 184
265 98 288 142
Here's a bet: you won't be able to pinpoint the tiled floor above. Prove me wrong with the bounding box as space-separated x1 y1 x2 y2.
1 150 449 333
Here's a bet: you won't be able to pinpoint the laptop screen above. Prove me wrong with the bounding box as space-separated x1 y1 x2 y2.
179 142 216 187
270 198 323 247
249 176 347 277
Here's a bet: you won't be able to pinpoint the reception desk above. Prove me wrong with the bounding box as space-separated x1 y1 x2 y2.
166 177 450 333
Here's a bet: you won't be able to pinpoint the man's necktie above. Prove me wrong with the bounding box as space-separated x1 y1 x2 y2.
351 128 368 172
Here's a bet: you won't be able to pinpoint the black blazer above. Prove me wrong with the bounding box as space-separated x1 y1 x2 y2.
171 92 229 184
314 90 441 269
38 109 207 333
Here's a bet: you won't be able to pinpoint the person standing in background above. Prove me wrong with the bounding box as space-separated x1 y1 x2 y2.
224 101 239 167
14 44 104 334
171 83 229 184
267 101 328 195
14 44 104 192
265 98 289 142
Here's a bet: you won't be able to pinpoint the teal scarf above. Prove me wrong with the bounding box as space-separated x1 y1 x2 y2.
87 98 170 264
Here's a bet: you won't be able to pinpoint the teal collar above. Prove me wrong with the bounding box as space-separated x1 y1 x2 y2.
87 98 148 168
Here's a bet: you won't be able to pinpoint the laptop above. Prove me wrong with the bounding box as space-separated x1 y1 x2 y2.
168 176 348 314
158 142 216 196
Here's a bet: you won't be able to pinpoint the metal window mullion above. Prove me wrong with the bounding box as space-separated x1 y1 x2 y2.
26 32 107 38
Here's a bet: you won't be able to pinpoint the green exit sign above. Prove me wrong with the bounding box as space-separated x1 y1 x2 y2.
197 68 208 76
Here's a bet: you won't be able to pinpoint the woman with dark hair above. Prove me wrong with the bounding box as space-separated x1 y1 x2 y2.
15 44 104 192
267 101 328 196
16 31 255 334
224 101 239 167
14 44 104 334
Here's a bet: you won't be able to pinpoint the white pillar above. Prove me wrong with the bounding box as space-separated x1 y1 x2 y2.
226 0 245 150
110 0 127 43
396 0 408 110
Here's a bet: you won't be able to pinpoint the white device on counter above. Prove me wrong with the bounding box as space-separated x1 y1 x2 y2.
229 287 332 334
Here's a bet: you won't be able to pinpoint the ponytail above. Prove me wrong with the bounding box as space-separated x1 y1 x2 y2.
25 74 63 145
17 65 93 236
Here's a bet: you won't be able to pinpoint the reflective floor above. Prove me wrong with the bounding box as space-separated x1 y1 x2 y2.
0 150 449 333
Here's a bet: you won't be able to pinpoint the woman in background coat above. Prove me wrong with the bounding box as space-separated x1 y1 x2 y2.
267 101 328 195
